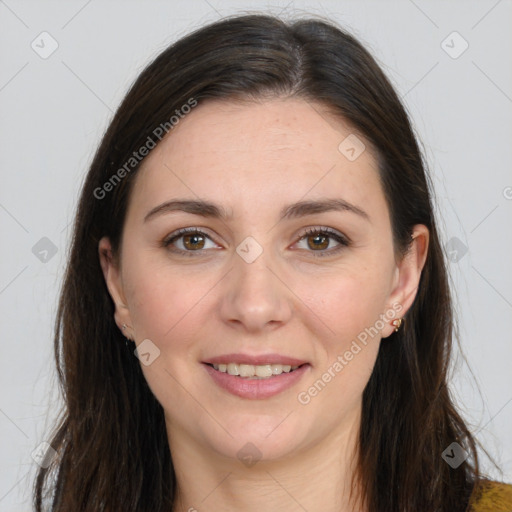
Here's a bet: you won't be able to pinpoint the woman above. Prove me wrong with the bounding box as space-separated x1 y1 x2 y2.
33 13 512 512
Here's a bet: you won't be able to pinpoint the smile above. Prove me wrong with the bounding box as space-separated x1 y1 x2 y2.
203 362 310 399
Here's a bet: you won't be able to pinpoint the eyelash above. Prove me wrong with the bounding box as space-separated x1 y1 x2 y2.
162 226 350 258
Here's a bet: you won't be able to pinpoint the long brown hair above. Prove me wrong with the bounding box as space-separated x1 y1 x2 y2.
34 13 488 511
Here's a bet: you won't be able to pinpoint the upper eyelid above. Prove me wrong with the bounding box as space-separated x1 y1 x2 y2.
300 226 348 241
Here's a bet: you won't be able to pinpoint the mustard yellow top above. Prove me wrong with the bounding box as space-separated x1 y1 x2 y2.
469 480 512 511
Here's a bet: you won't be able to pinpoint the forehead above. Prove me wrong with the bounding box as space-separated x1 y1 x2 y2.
129 98 386 222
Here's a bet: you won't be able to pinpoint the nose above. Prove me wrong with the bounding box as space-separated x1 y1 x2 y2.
219 241 293 333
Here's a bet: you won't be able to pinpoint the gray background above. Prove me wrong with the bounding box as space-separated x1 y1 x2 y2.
1 0 511 509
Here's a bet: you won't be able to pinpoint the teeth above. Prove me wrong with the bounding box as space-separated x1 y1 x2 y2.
211 363 300 378
256 365 273 378
227 363 239 375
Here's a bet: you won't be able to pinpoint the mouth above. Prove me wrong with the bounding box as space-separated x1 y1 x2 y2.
201 361 311 399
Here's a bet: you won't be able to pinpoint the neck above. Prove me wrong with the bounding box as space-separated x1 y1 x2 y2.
168 409 366 512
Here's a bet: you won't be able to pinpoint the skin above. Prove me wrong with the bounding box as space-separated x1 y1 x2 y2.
99 97 429 512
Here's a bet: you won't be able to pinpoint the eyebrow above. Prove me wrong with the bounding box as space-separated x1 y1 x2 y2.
144 198 370 223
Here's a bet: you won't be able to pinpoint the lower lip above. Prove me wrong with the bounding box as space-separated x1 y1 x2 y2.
202 363 310 399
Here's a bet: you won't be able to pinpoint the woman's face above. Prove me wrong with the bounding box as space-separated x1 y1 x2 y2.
100 98 428 463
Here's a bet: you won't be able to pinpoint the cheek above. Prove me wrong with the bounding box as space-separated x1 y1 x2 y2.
307 264 390 340
304 284 383 406
121 259 212 406
126 271 211 345
121 247 208 344
298 262 390 392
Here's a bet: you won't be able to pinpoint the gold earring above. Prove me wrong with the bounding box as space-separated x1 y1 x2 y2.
392 318 403 332
122 323 133 341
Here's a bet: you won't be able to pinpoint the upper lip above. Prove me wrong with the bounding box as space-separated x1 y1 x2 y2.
203 353 308 366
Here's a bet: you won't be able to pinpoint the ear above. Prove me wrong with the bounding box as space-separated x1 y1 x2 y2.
381 224 429 338
98 236 134 339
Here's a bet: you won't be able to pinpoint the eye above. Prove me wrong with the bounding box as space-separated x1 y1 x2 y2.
294 227 350 258
162 228 219 257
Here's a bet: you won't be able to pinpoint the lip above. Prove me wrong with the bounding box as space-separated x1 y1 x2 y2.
202 362 311 400
203 353 308 366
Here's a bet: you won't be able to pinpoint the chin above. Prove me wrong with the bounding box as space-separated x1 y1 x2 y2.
205 411 310 463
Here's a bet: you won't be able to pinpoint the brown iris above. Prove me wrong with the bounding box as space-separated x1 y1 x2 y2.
307 233 329 250
182 233 206 250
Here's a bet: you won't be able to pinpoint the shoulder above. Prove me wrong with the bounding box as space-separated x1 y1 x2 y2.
469 479 512 512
